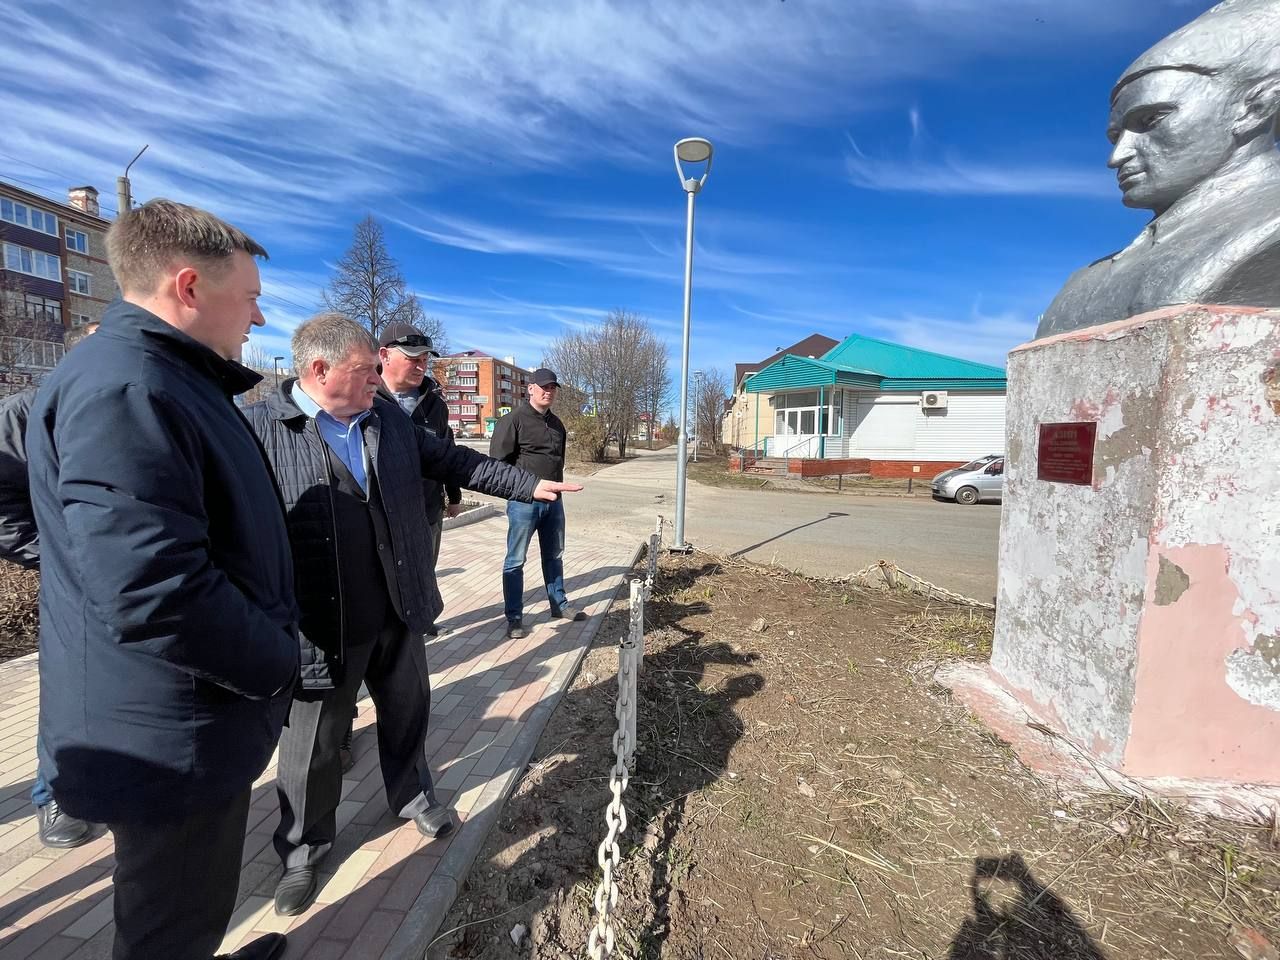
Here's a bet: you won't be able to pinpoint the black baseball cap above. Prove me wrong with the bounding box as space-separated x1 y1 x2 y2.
531 368 559 388
378 322 439 358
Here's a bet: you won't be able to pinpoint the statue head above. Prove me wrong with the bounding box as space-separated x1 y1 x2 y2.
1107 0 1280 216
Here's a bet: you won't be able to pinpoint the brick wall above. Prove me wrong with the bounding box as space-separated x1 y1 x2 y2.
868 459 966 479
787 457 871 477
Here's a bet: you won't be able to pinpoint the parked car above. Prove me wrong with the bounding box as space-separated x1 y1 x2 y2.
932 456 1004 505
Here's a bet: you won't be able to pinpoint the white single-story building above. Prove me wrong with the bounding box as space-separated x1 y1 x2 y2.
737 334 1006 478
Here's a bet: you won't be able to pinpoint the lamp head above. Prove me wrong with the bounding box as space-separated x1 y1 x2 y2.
674 137 714 193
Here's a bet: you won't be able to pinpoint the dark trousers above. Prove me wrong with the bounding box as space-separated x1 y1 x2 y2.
274 610 439 870
427 518 443 632
502 499 568 623
109 788 251 960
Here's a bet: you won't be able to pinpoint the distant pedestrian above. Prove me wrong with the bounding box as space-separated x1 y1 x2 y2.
27 199 298 960
0 321 98 849
489 367 586 639
244 313 581 917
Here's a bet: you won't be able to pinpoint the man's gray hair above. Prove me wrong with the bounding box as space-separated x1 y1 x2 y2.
292 312 378 376
106 198 268 295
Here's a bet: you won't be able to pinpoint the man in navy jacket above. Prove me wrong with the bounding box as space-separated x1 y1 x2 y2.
27 199 298 960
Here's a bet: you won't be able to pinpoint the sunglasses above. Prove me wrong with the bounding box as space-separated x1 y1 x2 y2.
390 335 433 348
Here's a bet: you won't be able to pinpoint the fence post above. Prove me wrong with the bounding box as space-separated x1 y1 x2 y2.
626 579 644 767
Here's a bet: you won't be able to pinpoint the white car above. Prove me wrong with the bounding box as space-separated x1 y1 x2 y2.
931 456 1005 505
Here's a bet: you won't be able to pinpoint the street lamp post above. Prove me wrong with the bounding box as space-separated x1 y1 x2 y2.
273 355 284 388
671 137 713 553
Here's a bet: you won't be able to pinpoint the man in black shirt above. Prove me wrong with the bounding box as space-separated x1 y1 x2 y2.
489 368 586 639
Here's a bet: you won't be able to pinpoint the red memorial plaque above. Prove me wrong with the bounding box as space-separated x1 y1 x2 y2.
1037 421 1097 485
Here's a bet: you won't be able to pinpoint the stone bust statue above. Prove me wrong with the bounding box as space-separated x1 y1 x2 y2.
1036 0 1280 338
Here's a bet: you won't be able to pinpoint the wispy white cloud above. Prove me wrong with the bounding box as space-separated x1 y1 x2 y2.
862 307 1035 367
845 117 1113 199
0 0 1150 235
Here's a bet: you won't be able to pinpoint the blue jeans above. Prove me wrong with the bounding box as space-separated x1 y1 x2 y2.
503 499 568 623
32 765 52 807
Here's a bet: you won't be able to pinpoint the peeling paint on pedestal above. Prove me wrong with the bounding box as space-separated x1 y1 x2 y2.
992 305 1280 784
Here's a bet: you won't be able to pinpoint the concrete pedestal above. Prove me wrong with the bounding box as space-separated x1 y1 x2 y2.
991 304 1280 784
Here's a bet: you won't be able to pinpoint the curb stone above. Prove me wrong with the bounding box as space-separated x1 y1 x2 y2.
394 540 644 958
442 503 499 531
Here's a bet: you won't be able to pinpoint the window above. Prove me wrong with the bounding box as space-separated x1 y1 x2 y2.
454 376 477 387
461 404 478 415
772 389 843 437
66 229 88 253
67 270 91 295
456 361 479 372
2 337 64 370
24 294 62 324
71 313 92 328
3 243 61 280
0 198 57 235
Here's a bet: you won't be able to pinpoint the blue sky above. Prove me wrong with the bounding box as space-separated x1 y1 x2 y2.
0 0 1205 379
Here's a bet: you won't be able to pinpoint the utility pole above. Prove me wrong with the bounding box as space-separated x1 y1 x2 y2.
116 145 149 217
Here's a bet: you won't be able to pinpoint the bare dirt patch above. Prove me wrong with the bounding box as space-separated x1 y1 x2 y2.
427 553 1280 959
566 456 637 478
0 564 38 662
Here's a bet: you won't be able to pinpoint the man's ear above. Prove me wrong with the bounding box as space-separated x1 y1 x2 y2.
174 266 200 309
309 357 330 382
1235 76 1280 141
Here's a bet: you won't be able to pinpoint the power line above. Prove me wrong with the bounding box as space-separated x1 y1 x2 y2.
0 168 120 218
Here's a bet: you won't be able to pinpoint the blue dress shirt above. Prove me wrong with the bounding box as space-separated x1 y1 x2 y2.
291 383 372 494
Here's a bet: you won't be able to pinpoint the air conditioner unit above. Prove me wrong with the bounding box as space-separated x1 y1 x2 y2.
921 390 948 409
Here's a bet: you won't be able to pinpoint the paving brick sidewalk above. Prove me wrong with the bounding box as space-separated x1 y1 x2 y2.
0 514 637 960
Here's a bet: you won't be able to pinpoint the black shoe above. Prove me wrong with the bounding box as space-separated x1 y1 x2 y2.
414 806 455 839
507 620 526 639
552 604 586 622
37 801 92 849
339 724 355 775
216 933 287 960
273 865 319 917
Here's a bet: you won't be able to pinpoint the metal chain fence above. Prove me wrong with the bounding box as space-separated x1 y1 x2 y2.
587 516 661 959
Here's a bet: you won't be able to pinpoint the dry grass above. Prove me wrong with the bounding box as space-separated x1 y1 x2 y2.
429 551 1280 960
0 563 39 662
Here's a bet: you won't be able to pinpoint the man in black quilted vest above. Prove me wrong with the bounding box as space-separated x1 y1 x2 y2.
243 312 581 917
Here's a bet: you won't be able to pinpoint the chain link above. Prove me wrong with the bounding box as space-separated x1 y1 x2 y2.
849 558 994 609
587 518 660 958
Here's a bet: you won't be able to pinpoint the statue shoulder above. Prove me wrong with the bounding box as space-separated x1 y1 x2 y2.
1205 219 1280 309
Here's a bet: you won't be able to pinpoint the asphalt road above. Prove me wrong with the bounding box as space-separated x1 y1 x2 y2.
461 443 1001 601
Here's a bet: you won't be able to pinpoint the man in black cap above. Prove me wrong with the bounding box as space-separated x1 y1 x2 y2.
377 322 462 584
489 368 585 639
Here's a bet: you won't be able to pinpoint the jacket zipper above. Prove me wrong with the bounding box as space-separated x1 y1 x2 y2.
312 420 346 663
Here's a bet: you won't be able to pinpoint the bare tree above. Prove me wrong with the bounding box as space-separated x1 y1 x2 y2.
237 343 279 406
636 339 672 449
692 368 730 457
0 271 62 397
545 309 665 460
324 216 447 348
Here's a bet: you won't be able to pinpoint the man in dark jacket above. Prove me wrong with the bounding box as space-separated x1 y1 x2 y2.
244 312 581 917
0 321 97 849
27 200 298 960
490 368 586 639
377 321 461 616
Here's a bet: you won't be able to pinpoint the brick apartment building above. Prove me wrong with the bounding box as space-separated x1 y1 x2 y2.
0 181 118 394
430 350 537 438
